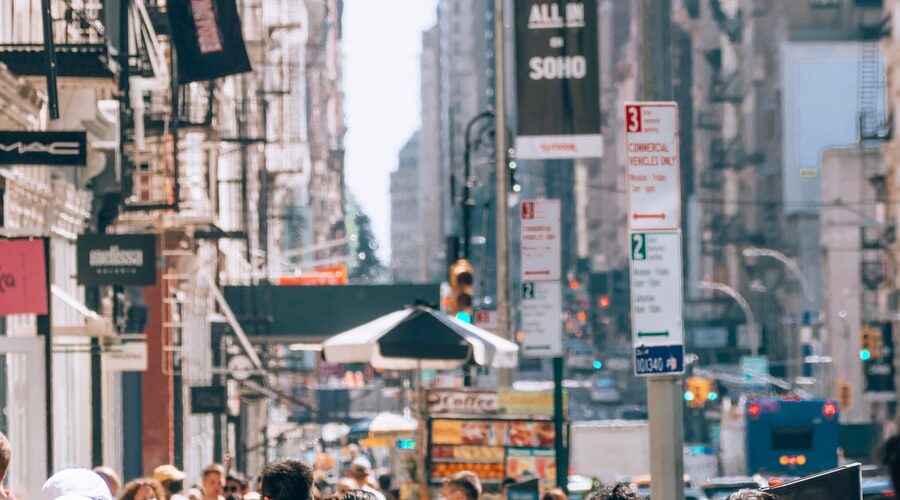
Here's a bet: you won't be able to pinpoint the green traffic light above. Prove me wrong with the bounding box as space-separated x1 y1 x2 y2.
860 349 872 361
592 359 603 370
455 311 473 323
684 391 694 401
708 392 718 401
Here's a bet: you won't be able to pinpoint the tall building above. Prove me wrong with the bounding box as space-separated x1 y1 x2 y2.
391 132 423 282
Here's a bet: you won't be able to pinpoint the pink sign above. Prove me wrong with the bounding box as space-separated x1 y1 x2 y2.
0 239 48 316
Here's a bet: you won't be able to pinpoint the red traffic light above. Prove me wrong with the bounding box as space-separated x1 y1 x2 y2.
599 296 611 308
748 403 762 418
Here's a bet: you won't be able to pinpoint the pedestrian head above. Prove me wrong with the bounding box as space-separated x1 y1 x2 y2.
153 465 186 499
260 458 314 500
93 466 122 496
542 489 567 500
377 474 391 493
337 478 355 496
441 471 481 500
342 490 375 500
883 434 900 491
203 464 226 498
585 484 639 500
41 468 113 500
724 491 775 500
119 478 167 500
0 432 10 484
226 473 249 499
348 458 371 484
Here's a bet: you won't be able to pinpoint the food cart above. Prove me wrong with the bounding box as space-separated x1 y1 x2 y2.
423 389 568 500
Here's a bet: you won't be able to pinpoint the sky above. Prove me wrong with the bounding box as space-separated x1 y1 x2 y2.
343 0 438 261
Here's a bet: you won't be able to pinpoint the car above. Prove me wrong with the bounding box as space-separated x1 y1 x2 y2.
590 376 621 403
862 477 895 500
700 476 768 500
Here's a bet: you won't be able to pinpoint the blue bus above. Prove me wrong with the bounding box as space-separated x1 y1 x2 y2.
745 398 840 476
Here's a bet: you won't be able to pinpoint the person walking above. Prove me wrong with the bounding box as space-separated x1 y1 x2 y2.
93 467 122 497
153 465 188 500
202 465 227 500
441 471 481 500
225 473 249 500
41 469 113 500
585 485 638 500
259 458 314 500
346 460 384 500
119 479 167 500
724 492 774 500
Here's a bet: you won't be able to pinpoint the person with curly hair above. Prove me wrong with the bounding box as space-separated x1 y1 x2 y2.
119 478 167 500
724 491 775 500
585 484 639 500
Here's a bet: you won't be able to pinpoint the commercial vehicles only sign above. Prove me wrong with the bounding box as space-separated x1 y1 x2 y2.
520 199 561 282
624 102 681 231
630 231 684 375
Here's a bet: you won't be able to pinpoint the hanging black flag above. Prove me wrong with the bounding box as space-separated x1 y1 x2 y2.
514 0 602 159
167 0 252 83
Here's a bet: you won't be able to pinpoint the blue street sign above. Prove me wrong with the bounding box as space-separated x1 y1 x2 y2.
634 344 684 375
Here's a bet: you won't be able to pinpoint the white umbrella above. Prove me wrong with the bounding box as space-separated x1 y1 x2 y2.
322 306 519 370
368 412 418 434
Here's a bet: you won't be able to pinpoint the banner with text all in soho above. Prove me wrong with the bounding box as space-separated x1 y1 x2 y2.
514 0 602 159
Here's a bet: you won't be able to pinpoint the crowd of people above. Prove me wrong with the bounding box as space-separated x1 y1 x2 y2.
0 431 776 500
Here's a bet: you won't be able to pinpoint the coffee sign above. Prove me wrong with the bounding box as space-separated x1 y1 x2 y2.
426 390 499 415
77 234 157 286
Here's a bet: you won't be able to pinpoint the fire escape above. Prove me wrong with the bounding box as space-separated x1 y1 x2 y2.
856 0 891 319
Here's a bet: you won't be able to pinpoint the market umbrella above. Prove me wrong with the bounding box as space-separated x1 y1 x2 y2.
368 412 417 434
322 306 519 370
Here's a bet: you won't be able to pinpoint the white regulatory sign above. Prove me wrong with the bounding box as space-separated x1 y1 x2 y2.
520 199 561 282
629 231 684 348
625 102 681 231
520 281 563 358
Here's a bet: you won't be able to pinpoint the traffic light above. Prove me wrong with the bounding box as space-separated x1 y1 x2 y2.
449 259 474 322
837 380 852 411
685 377 716 409
861 325 883 360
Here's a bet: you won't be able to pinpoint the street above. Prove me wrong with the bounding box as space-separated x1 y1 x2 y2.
0 0 896 499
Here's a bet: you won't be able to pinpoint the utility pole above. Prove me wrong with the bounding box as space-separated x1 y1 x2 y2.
494 0 512 388
641 1 684 499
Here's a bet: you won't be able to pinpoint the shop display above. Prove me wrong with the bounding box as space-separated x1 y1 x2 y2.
428 418 559 488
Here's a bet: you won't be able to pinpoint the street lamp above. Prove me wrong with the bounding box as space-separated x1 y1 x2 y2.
741 247 814 305
696 280 760 357
742 246 818 385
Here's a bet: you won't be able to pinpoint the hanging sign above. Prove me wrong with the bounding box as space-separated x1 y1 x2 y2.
0 239 48 316
0 131 87 166
514 0 602 159
167 0 253 83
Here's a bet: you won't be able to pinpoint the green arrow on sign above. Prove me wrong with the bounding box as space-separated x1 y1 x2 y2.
638 331 669 338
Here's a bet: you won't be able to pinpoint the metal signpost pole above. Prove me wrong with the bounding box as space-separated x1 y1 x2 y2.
636 1 684 498
494 0 512 388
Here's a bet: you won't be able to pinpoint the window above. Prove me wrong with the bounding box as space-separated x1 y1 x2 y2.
771 427 814 450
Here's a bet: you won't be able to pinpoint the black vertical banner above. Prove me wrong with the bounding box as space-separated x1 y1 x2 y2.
167 0 253 83
514 0 602 159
